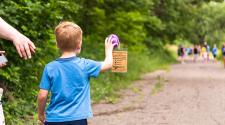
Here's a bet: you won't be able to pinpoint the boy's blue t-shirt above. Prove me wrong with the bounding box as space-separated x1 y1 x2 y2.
39 56 102 122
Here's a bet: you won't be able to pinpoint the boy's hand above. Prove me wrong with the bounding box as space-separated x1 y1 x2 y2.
101 36 116 72
38 113 45 124
105 37 115 55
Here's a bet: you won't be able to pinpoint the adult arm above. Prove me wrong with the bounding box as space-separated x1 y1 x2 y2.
0 17 36 59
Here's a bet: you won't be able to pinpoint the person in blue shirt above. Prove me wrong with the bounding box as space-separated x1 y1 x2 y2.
37 21 115 125
212 44 218 60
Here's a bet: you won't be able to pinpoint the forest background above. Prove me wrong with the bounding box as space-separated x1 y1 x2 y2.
0 0 225 124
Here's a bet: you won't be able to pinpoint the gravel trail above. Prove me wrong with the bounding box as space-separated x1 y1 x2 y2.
89 61 225 125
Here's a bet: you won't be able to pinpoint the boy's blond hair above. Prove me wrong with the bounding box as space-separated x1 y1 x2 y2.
54 21 82 52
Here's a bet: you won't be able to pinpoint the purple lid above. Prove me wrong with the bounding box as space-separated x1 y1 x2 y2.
109 34 120 48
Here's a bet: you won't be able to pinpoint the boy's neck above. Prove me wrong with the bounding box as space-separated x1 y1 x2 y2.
60 51 76 58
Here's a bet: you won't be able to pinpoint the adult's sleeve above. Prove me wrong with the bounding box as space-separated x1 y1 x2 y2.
85 59 102 78
39 66 51 90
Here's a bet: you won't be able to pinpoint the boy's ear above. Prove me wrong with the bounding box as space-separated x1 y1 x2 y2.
77 42 82 49
75 45 82 54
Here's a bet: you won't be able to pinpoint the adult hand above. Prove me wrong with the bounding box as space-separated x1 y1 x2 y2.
0 17 36 60
12 34 36 60
0 51 6 68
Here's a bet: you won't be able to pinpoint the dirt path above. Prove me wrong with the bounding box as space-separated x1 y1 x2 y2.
89 61 225 125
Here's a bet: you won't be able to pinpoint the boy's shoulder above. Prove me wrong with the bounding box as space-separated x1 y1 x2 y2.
44 57 98 68
74 57 100 68
43 60 60 73
45 57 84 65
45 60 60 68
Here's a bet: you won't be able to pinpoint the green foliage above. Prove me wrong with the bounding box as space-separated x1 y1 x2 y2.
0 0 224 124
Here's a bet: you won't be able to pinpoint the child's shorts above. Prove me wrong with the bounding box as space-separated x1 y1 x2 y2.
45 119 87 125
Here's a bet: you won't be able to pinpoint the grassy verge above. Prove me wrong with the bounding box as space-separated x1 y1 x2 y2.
151 76 167 95
91 48 176 103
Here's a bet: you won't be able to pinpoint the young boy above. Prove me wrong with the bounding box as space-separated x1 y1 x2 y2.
37 21 115 125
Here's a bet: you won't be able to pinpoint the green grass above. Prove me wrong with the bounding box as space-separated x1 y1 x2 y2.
91 48 176 103
151 76 166 95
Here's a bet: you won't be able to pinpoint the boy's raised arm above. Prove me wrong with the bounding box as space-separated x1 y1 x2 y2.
37 89 48 123
101 37 115 73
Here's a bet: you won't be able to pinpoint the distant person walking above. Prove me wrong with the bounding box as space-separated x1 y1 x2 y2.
178 45 185 64
222 44 225 68
193 45 199 62
0 17 36 125
212 44 218 62
201 45 207 63
205 43 210 62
